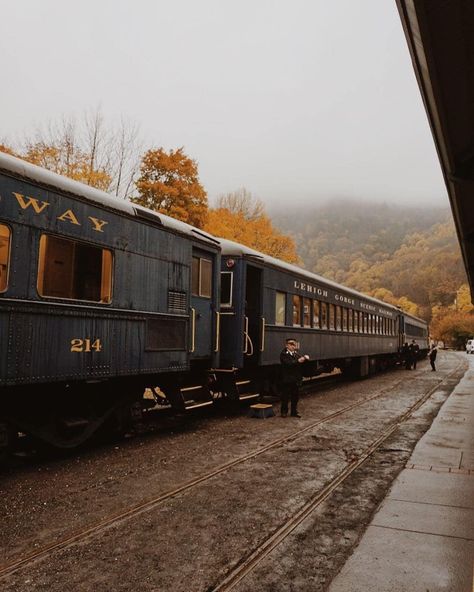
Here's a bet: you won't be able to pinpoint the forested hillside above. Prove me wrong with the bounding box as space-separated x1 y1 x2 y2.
272 200 468 323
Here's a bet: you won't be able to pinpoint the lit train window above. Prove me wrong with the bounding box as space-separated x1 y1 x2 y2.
363 313 368 333
303 298 311 327
275 291 286 325
329 304 335 330
348 309 353 332
335 306 342 331
313 300 320 329
220 272 233 307
292 295 301 326
353 311 359 333
37 235 113 303
320 302 328 329
192 256 212 298
0 224 11 292
342 308 348 331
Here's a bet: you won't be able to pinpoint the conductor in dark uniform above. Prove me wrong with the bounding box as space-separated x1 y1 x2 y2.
280 338 309 418
409 339 420 369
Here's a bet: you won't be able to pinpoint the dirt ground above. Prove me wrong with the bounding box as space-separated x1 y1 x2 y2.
0 351 466 592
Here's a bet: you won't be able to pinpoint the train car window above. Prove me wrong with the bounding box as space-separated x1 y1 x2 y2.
329 304 335 330
320 302 328 329
37 235 112 303
303 298 311 327
292 295 301 326
0 224 11 292
313 300 320 328
335 305 342 331
348 309 353 332
220 272 233 307
353 311 359 332
275 291 286 325
342 307 348 331
363 313 368 333
200 258 212 297
192 256 212 298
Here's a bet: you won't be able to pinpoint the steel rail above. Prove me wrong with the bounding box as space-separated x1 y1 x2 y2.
211 364 463 591
0 364 461 581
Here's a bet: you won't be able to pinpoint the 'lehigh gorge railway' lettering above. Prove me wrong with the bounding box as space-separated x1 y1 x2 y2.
12 192 108 232
294 280 328 297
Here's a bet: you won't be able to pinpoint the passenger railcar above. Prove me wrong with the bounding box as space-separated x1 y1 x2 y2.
217 239 429 392
0 151 430 455
0 152 220 450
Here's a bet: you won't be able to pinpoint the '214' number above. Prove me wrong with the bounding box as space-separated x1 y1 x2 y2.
70 338 102 352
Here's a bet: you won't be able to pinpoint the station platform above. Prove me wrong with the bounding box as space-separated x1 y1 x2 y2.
329 354 474 592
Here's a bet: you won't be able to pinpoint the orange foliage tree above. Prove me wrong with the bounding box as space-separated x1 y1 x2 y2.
134 147 208 228
430 310 474 348
204 189 299 264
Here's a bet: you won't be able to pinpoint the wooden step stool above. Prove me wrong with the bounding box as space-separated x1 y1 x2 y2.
248 403 275 419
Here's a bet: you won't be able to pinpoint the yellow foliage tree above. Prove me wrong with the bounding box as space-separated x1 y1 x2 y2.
0 144 17 157
455 283 474 312
430 310 474 348
134 147 208 228
205 189 299 264
1 109 141 198
23 141 112 190
369 288 419 316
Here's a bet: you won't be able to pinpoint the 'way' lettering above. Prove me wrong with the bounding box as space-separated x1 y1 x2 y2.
12 192 108 232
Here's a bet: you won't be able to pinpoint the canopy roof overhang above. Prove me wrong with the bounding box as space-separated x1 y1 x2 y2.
396 0 474 295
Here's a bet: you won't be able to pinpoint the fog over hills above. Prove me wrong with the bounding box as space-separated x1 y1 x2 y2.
270 200 465 319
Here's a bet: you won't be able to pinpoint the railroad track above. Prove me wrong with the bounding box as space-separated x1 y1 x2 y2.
0 364 462 582
211 363 464 591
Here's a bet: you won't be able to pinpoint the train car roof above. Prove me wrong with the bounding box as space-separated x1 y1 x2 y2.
0 151 219 247
218 237 422 318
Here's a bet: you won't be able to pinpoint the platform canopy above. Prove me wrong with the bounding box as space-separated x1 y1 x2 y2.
396 0 474 297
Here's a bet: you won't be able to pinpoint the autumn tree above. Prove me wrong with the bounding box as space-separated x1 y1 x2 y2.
134 147 208 228
0 143 17 156
205 188 299 264
430 310 474 349
217 187 265 220
1 108 142 198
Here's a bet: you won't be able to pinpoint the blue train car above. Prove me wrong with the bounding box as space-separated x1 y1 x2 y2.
217 239 425 387
400 312 430 352
0 153 220 449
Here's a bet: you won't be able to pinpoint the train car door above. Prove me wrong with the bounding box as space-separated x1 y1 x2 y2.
243 264 262 366
190 249 215 358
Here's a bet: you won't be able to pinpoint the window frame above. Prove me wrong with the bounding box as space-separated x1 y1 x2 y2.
220 271 233 307
192 255 213 298
0 223 12 293
37 233 113 304
275 291 286 326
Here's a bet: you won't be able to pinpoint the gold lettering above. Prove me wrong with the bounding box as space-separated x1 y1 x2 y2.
57 209 80 225
88 217 108 232
13 192 50 213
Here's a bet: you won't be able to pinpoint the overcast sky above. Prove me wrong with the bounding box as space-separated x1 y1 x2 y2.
0 0 448 207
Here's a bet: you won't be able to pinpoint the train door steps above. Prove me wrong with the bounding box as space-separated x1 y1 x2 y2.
248 403 275 419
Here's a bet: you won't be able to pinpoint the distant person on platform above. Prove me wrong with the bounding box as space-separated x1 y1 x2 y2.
402 342 411 369
409 339 420 370
429 343 438 371
280 338 309 418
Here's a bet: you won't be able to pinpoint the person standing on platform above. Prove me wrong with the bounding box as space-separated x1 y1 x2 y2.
279 338 309 418
410 339 420 369
402 342 411 369
429 343 438 371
